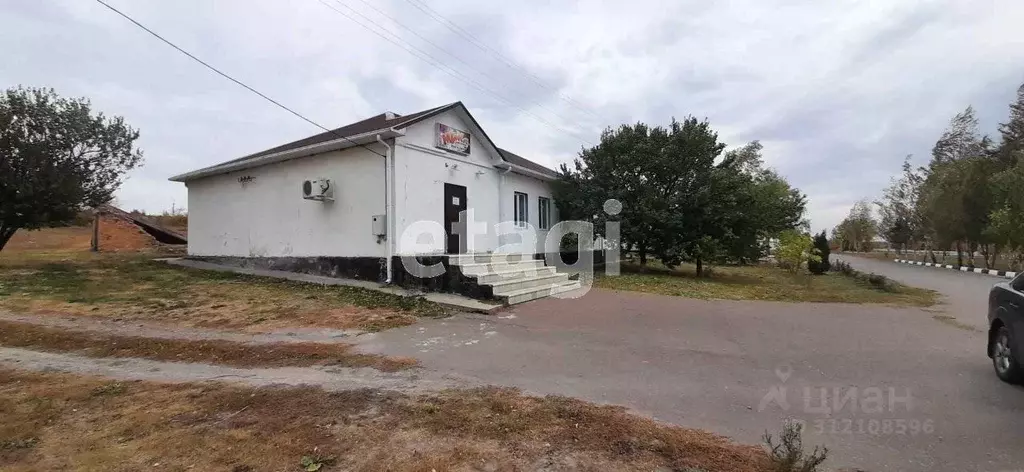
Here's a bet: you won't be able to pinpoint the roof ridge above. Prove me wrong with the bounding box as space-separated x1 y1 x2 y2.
170 101 560 182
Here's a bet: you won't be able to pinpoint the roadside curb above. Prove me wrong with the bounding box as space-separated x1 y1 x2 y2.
892 259 1017 280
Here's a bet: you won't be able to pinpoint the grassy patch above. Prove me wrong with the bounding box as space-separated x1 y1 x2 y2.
0 368 773 472
596 262 937 306
0 320 417 371
0 253 449 332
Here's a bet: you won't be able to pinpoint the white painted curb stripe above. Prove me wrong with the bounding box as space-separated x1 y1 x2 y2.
890 258 1015 279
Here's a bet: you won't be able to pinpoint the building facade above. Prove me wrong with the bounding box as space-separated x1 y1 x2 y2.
171 102 565 288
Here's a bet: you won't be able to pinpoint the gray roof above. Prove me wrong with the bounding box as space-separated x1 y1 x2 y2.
170 102 560 182
498 147 558 178
215 103 458 167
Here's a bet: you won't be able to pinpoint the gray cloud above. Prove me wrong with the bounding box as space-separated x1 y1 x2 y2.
2 0 1023 231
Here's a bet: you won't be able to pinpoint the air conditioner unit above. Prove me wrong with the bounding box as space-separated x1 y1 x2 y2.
302 178 334 201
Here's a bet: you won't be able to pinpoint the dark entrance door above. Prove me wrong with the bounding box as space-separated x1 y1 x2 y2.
443 183 468 254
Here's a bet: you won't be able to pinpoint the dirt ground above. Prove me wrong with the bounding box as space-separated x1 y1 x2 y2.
0 307 777 472
6 214 168 253
6 226 95 252
0 246 798 472
0 318 418 371
0 366 771 472
0 253 447 333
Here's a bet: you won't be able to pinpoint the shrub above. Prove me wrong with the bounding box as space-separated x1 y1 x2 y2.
832 259 903 292
832 259 854 275
807 231 831 275
763 421 828 472
776 230 817 273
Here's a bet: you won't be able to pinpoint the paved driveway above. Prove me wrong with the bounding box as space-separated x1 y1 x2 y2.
838 253 1006 331
358 284 1024 471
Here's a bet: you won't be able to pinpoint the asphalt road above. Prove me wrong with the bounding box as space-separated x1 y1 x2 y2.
838 253 1007 330
358 277 1024 471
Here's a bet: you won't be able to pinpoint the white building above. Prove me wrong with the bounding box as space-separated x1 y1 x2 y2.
170 102 580 303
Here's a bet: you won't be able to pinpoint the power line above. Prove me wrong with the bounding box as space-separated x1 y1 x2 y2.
344 0 591 135
400 0 609 123
93 0 387 159
318 0 595 146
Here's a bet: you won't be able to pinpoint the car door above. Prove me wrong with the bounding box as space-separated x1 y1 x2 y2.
1008 274 1024 354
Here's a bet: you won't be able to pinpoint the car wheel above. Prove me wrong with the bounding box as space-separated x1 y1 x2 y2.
992 326 1024 384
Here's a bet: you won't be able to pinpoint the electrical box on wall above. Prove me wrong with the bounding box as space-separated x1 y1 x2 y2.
372 215 386 236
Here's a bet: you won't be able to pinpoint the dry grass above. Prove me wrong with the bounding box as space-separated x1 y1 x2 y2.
6 216 171 254
0 367 773 472
5 226 96 252
0 320 417 372
0 252 448 332
597 262 937 306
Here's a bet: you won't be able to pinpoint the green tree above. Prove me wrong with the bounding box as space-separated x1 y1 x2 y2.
721 140 764 175
808 230 831 274
555 119 806 276
875 156 923 253
714 145 807 264
983 82 1024 268
555 122 666 265
0 87 143 251
985 151 1024 270
917 106 995 265
646 117 727 276
931 106 985 164
995 83 1024 166
835 200 877 252
776 230 816 273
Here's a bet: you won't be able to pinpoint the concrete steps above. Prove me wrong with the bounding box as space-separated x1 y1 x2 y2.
489 272 569 294
450 253 576 305
501 280 582 305
457 259 546 276
474 266 556 284
450 253 537 265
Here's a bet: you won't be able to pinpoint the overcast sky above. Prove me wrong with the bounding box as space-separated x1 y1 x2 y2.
3 0 1023 231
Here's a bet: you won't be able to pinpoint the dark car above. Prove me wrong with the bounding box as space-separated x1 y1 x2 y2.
988 273 1024 383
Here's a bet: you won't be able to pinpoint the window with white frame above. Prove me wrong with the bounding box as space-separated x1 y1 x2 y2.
538 197 551 230
514 192 528 228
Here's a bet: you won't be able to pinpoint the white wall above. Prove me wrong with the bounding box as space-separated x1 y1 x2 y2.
500 171 560 254
186 145 387 258
185 107 560 258
393 109 504 255
391 108 561 255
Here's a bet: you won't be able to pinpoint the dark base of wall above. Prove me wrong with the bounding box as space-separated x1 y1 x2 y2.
390 256 496 300
188 250 608 301
189 256 387 282
186 255 498 300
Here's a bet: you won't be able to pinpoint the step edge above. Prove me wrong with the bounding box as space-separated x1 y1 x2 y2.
487 273 567 288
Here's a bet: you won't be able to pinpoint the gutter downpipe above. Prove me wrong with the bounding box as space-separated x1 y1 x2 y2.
377 135 394 283
496 162 513 248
